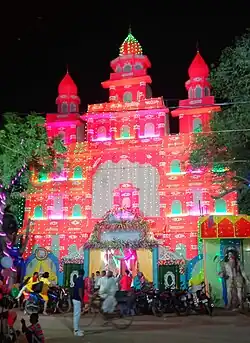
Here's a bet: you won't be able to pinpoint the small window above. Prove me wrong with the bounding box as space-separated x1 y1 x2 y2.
97 126 107 139
188 88 193 99
144 122 155 137
170 160 181 173
195 86 202 98
123 92 132 103
135 63 143 70
61 102 68 113
123 64 132 72
171 200 182 215
204 87 210 96
70 103 77 112
215 199 227 213
51 196 63 219
72 204 82 217
193 118 202 133
38 171 48 182
34 206 43 219
121 125 130 138
73 166 83 180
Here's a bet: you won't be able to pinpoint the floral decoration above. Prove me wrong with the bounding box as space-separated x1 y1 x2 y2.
84 207 158 250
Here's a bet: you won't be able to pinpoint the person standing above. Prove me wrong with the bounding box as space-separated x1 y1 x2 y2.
39 272 51 315
120 270 132 292
72 270 84 337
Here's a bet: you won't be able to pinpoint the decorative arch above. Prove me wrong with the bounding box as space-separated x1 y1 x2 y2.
123 92 132 103
120 125 130 138
73 166 83 180
171 200 182 215
215 199 227 213
170 160 181 173
193 118 202 133
72 204 82 217
195 86 202 98
34 206 43 219
61 102 68 113
144 122 155 137
84 207 158 250
97 126 107 139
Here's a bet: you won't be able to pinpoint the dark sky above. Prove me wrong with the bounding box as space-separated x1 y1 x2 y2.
0 3 248 115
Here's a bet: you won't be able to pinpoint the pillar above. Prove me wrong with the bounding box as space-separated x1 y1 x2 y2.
152 247 159 288
84 249 90 277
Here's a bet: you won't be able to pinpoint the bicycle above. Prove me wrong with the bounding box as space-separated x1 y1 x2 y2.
81 294 134 330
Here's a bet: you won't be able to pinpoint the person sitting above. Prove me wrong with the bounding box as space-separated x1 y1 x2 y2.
101 271 117 314
21 313 45 343
16 272 39 300
39 272 51 315
132 272 144 291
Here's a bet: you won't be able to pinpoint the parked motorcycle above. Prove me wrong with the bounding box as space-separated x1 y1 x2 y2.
187 282 214 316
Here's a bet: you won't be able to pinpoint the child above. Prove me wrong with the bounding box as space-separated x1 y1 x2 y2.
21 313 45 343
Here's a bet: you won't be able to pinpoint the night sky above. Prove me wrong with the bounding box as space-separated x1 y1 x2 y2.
0 3 248 119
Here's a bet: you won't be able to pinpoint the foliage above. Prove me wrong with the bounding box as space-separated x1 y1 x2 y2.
0 112 66 214
190 32 250 214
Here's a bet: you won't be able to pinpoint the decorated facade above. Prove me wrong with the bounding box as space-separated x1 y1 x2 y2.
21 30 237 287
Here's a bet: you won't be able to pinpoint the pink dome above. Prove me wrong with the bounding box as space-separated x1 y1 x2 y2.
188 52 209 79
58 72 77 95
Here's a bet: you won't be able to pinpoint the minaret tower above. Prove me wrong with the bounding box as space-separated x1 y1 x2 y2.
56 71 81 113
46 71 83 144
101 28 153 103
172 50 220 133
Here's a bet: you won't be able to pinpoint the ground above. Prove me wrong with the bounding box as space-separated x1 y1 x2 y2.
15 310 250 343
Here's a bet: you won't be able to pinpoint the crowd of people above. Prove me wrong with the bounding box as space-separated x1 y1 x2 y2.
72 269 146 337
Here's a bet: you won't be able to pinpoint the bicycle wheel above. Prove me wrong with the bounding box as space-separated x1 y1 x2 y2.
81 305 98 326
111 308 134 330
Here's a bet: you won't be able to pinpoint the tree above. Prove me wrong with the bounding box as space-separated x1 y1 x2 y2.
0 112 66 220
190 32 250 214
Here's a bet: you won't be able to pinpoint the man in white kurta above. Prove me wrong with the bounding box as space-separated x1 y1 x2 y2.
101 271 117 313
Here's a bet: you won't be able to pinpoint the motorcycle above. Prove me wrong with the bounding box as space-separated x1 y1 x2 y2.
152 287 183 316
24 286 71 315
187 282 214 316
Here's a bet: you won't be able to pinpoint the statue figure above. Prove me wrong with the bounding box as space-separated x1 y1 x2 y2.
220 248 249 309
